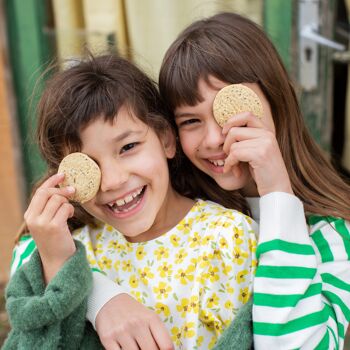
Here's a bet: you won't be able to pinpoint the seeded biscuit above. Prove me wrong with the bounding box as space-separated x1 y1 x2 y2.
58 152 101 203
213 84 264 127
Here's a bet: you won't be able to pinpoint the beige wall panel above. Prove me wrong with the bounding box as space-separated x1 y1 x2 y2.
115 0 129 57
52 0 85 60
83 0 120 54
125 0 262 79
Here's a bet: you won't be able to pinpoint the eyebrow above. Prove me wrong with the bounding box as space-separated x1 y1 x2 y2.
175 112 197 119
113 130 144 142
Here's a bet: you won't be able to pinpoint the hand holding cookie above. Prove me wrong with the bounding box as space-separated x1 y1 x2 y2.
23 173 77 283
214 84 293 196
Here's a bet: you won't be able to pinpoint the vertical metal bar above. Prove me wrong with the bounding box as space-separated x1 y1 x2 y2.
299 0 335 150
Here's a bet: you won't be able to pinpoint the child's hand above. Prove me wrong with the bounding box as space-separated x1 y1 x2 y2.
96 293 174 350
222 112 293 196
24 173 76 283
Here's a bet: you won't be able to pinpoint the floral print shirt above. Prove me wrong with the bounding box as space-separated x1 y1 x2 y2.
73 199 257 349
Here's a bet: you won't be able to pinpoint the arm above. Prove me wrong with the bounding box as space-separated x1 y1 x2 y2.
3 241 102 349
253 192 350 349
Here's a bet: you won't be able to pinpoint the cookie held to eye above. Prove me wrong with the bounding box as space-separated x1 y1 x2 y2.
213 84 264 127
58 152 101 203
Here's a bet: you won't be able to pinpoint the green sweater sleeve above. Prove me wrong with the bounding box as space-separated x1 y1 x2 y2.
212 298 253 350
3 240 103 350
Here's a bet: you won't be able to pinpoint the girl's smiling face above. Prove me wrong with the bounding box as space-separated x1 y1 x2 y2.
79 106 179 242
174 76 274 194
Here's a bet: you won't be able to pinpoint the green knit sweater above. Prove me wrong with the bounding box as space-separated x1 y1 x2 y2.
3 241 252 349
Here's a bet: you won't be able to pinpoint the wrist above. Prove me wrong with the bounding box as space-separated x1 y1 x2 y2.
40 246 76 284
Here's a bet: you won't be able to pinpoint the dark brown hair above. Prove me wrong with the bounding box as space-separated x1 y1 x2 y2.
33 54 189 231
159 12 350 221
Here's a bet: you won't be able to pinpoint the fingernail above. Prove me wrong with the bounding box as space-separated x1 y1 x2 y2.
66 186 75 193
57 173 65 178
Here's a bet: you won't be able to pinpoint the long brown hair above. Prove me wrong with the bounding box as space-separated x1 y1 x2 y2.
159 12 350 221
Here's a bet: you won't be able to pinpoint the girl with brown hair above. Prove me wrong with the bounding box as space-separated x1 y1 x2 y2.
156 11 350 349
7 54 257 350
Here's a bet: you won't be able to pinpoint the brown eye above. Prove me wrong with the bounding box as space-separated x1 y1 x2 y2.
120 142 138 154
179 119 200 127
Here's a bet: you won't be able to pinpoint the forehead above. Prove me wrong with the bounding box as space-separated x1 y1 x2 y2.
81 108 147 141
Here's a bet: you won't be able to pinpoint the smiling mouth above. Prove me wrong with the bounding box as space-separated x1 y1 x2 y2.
106 186 146 213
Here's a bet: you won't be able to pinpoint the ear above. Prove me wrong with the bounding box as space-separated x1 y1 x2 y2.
161 129 176 159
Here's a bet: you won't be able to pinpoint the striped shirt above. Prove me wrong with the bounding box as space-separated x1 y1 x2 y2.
252 193 350 349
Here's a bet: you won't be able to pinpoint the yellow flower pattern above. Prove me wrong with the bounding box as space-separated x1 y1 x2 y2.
73 199 257 350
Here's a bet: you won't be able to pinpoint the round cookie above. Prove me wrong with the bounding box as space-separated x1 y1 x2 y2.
213 84 264 127
58 152 101 203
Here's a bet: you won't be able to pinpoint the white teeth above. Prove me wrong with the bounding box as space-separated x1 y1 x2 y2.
108 187 144 208
116 198 125 206
125 195 133 203
209 159 225 167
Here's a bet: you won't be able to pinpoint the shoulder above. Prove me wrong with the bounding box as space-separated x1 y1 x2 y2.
195 199 255 226
194 199 257 243
308 215 350 263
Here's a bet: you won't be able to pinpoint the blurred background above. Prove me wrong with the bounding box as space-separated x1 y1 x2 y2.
1 0 350 345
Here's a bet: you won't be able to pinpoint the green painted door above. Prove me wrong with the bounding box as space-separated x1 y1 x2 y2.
5 0 52 196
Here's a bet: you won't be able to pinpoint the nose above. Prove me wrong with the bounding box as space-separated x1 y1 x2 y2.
100 163 128 192
203 119 225 149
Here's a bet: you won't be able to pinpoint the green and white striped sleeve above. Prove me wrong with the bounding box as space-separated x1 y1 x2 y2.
10 235 37 276
253 192 350 349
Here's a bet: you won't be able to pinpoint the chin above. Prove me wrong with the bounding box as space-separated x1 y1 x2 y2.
215 179 243 191
213 173 249 192
114 220 155 241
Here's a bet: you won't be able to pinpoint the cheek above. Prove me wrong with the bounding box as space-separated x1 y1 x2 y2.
142 151 170 183
179 132 199 158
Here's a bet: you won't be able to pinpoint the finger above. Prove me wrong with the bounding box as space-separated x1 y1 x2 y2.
223 163 242 178
40 173 66 189
118 335 139 350
223 127 267 155
40 194 69 222
150 321 174 350
103 340 122 350
224 143 256 173
27 186 75 220
222 112 265 135
51 203 75 226
135 327 159 350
